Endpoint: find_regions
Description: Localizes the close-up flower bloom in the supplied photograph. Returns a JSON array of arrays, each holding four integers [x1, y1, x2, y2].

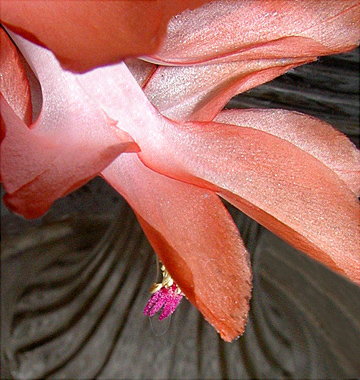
[[1, 0, 359, 356]]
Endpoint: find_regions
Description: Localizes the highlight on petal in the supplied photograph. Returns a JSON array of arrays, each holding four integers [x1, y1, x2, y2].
[[134, 120, 360, 285], [0, 0, 212, 72], [102, 154, 252, 342], [0, 28, 32, 126], [41, 41, 359, 286], [142, 57, 314, 121], [146, 0, 360, 65], [125, 58, 157, 88], [66, 60, 253, 340], [1, 32, 138, 218], [1, 96, 57, 193], [1, 95, 136, 219], [215, 109, 360, 196]]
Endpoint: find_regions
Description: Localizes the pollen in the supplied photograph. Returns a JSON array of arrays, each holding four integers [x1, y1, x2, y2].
[[143, 264, 183, 320]]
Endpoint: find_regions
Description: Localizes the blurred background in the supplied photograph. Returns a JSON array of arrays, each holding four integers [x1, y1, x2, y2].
[[1, 48, 360, 379]]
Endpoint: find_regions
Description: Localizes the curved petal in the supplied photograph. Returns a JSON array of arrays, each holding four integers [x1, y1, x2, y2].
[[1, 96, 57, 193], [0, 28, 31, 126], [1, 96, 136, 219], [146, 0, 360, 65], [143, 57, 314, 121], [215, 109, 360, 196], [102, 153, 251, 342], [135, 121, 360, 285], [1, 33, 139, 218], [47, 45, 359, 285], [1, 0, 212, 72]]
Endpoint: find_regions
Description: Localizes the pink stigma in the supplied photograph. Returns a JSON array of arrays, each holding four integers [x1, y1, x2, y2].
[[144, 284, 183, 320]]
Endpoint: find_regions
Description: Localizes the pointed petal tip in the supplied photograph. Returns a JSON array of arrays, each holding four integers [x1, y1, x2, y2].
[[135, 117, 360, 286], [200, 307, 249, 342], [104, 154, 252, 341]]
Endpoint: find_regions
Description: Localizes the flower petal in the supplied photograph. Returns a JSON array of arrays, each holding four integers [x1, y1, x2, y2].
[[146, 0, 360, 65], [102, 154, 252, 342], [46, 46, 359, 285], [135, 121, 360, 285], [1, 0, 211, 72], [0, 28, 31, 126], [1, 96, 57, 193], [215, 109, 360, 196], [125, 58, 157, 88], [1, 33, 138, 218], [143, 57, 314, 121], [1, 96, 136, 218]]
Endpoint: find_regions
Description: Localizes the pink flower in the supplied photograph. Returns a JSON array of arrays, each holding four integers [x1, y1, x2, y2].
[[1, 1, 359, 341]]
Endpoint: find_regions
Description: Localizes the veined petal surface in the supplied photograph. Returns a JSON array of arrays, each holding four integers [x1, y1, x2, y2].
[[215, 109, 360, 196], [102, 154, 252, 342], [147, 0, 360, 65], [135, 120, 360, 285]]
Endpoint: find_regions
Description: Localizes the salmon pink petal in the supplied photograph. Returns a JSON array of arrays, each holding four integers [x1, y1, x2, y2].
[[46, 48, 359, 285], [1, 0, 212, 72], [215, 109, 360, 196], [143, 57, 314, 121], [147, 0, 360, 65], [102, 154, 252, 342], [0, 28, 31, 126], [134, 121, 360, 285]]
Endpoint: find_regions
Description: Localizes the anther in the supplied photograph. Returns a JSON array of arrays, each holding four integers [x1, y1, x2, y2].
[[144, 262, 183, 320]]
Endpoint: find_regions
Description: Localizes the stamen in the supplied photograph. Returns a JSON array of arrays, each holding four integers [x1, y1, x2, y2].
[[144, 264, 183, 320]]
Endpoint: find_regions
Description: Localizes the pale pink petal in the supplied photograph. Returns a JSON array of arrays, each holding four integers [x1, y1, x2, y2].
[[143, 57, 314, 121], [1, 96, 136, 218], [147, 0, 360, 65], [1, 96, 57, 193], [125, 58, 157, 88], [1, 33, 138, 217], [215, 109, 360, 196], [102, 154, 251, 342]]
